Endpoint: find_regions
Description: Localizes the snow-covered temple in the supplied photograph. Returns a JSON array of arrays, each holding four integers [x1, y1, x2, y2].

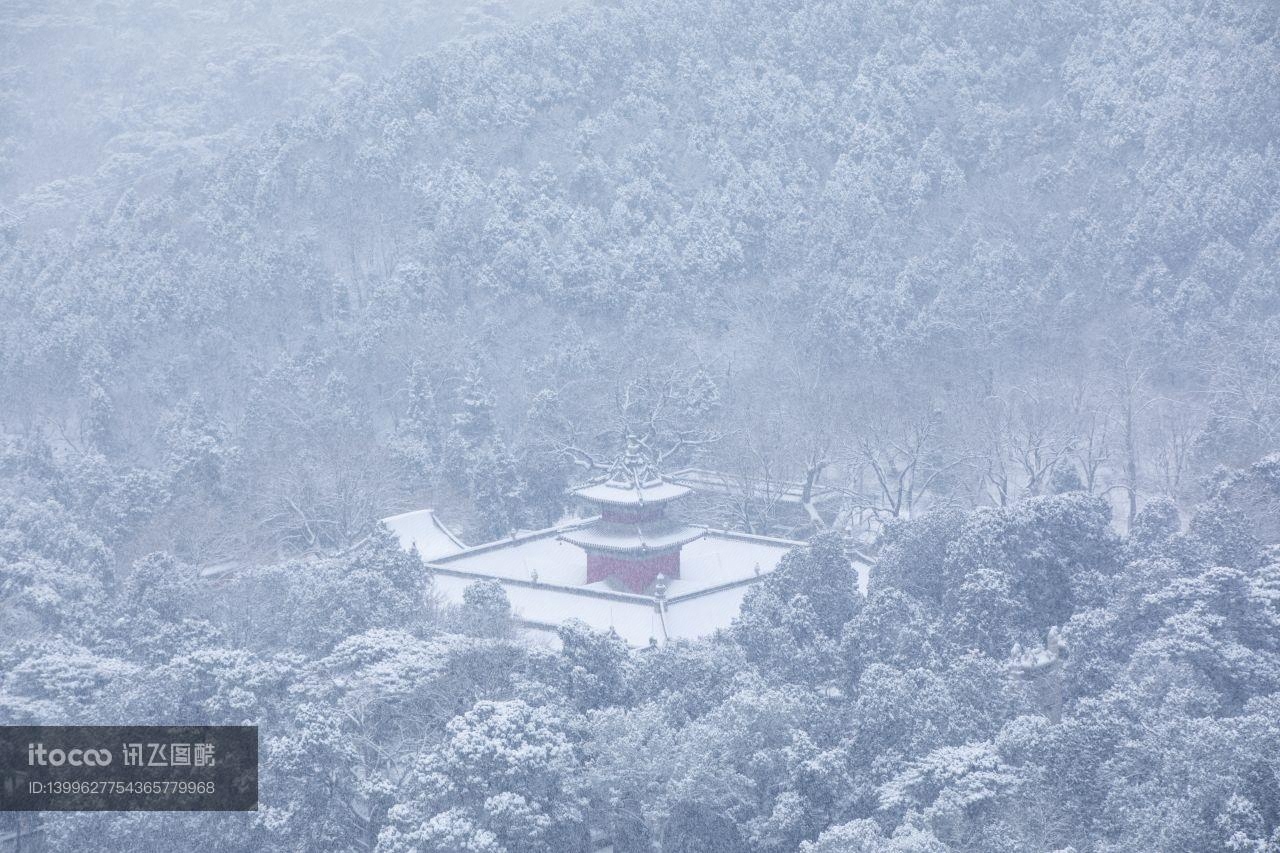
[[559, 437, 705, 593], [384, 440, 802, 646]]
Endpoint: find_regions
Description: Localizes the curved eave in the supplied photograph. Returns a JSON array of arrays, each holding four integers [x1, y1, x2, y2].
[[571, 480, 693, 506], [558, 526, 705, 554]]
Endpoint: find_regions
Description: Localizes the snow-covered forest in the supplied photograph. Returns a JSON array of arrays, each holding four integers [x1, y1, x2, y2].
[[2, 0, 1279, 848]]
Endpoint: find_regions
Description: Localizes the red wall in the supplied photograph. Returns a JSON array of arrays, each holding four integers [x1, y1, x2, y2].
[[586, 549, 681, 592]]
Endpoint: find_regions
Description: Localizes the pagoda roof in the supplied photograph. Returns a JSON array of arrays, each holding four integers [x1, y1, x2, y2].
[[558, 520, 705, 554], [572, 478, 692, 506], [571, 434, 692, 506]]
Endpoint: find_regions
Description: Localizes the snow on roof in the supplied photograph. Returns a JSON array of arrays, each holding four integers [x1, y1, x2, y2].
[[558, 520, 704, 553], [570, 434, 693, 506], [419, 523, 801, 645], [572, 478, 692, 506], [381, 508, 466, 560]]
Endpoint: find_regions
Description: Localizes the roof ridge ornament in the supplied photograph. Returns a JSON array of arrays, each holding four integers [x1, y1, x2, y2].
[[604, 432, 664, 491]]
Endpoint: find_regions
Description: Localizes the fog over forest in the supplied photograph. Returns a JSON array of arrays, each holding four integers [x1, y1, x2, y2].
[[1, 0, 1279, 849]]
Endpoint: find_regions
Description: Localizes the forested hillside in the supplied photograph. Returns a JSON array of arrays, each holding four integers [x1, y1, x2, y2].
[[0, 0, 574, 215], [2, 0, 1279, 849], [3, 0, 1278, 546]]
